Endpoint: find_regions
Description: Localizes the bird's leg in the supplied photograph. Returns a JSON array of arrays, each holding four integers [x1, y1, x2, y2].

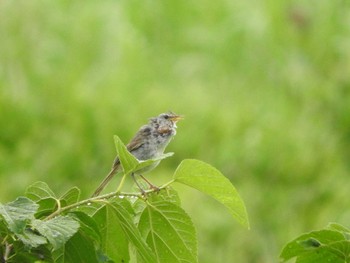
[[131, 173, 146, 195], [139, 174, 160, 192]]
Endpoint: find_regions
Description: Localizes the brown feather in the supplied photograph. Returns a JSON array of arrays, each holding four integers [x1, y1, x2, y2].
[[126, 126, 151, 152]]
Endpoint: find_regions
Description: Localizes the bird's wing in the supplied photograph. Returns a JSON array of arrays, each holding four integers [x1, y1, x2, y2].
[[112, 125, 151, 168], [126, 125, 151, 152]]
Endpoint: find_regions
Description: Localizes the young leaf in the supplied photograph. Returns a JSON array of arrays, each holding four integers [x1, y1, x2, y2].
[[0, 197, 38, 234], [60, 187, 81, 207], [92, 204, 130, 262], [108, 200, 156, 263], [173, 159, 249, 228], [32, 216, 80, 250], [138, 200, 197, 263], [25, 181, 57, 201], [114, 135, 139, 174], [26, 182, 58, 218]]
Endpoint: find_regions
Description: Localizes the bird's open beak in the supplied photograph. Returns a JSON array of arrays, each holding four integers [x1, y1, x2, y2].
[[169, 115, 184, 122]]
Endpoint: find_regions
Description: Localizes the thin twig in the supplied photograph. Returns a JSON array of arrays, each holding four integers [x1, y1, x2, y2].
[[44, 180, 173, 220], [4, 241, 12, 262]]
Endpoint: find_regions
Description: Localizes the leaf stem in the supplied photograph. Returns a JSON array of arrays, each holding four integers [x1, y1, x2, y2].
[[56, 199, 61, 211], [1, 235, 8, 246], [159, 179, 175, 188], [115, 172, 130, 193]]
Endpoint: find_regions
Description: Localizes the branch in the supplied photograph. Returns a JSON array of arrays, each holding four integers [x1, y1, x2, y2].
[[45, 179, 175, 220]]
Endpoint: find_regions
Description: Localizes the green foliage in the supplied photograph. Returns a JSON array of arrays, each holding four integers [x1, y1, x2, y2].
[[139, 200, 197, 263], [280, 223, 350, 263], [0, 197, 79, 262], [114, 135, 139, 175], [60, 187, 81, 207], [92, 203, 130, 262], [107, 200, 156, 263], [0, 137, 248, 262], [2, 2, 349, 261], [32, 216, 79, 250], [173, 159, 249, 228], [0, 197, 38, 234], [52, 231, 100, 263]]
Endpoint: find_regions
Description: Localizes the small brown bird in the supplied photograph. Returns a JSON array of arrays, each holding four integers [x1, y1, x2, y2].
[[92, 112, 183, 197]]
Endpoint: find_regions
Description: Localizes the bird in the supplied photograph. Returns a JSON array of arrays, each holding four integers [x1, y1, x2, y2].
[[92, 112, 183, 197]]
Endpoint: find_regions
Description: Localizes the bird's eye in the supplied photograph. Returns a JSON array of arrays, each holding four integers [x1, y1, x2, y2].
[[164, 115, 169, 119]]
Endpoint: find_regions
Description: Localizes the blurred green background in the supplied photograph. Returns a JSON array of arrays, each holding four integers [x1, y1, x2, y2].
[[1, 1, 350, 262]]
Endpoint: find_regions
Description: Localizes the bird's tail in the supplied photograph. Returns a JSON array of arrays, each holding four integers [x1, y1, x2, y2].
[[91, 165, 119, 197]]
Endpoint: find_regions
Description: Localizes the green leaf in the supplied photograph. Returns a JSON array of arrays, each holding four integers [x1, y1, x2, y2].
[[132, 199, 147, 225], [34, 198, 57, 218], [71, 211, 101, 244], [323, 241, 350, 262], [280, 229, 347, 262], [75, 202, 102, 217], [328, 223, 350, 233], [53, 230, 99, 263], [135, 152, 174, 172], [293, 249, 344, 263], [173, 159, 249, 228], [132, 188, 181, 219], [114, 135, 139, 174], [93, 204, 130, 262], [60, 187, 80, 207], [17, 229, 47, 247], [25, 182, 58, 218], [0, 218, 8, 235], [108, 199, 156, 263], [148, 187, 181, 206], [0, 197, 47, 248], [32, 216, 80, 250], [53, 213, 103, 263], [138, 200, 197, 263], [0, 197, 38, 234], [25, 181, 57, 201], [327, 223, 350, 240], [11, 242, 53, 263]]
